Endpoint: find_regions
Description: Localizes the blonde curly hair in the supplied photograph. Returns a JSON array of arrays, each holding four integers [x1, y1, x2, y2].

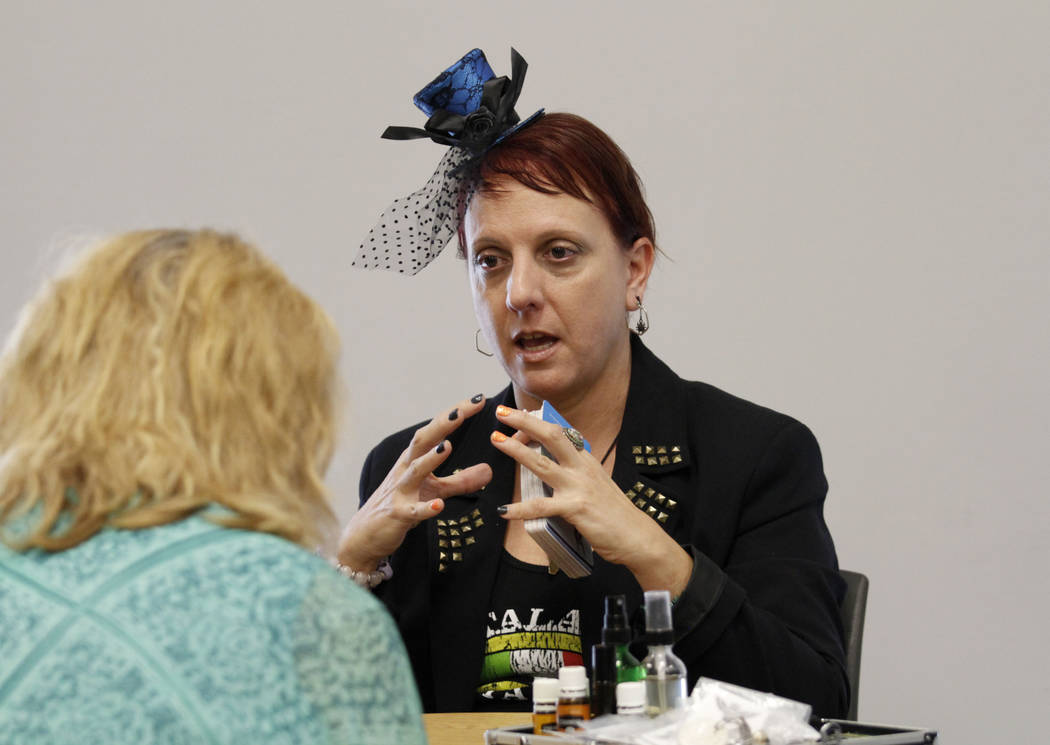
[[0, 229, 340, 551]]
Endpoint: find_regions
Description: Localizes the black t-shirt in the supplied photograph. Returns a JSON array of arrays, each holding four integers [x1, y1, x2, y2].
[[473, 550, 583, 711]]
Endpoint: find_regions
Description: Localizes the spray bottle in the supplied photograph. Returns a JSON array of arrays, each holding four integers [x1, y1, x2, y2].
[[641, 590, 688, 715], [602, 594, 644, 682]]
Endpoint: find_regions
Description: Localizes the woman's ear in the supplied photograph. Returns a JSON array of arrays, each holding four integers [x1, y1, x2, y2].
[[624, 236, 656, 307]]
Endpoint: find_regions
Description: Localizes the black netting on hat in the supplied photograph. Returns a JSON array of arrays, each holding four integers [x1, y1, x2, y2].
[[352, 148, 475, 276]]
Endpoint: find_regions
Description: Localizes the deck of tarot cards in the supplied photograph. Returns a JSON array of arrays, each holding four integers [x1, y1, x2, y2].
[[519, 401, 594, 578]]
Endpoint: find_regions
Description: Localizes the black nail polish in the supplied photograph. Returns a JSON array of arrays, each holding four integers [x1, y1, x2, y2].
[[471, 393, 484, 404], [448, 408, 459, 421], [496, 505, 508, 515], [436, 442, 446, 454]]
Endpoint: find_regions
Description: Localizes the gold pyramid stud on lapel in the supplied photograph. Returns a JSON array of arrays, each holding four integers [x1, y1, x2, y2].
[[632, 444, 684, 467], [621, 478, 681, 526]]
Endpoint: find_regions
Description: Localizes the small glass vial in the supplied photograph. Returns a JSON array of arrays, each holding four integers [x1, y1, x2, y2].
[[556, 665, 591, 731], [616, 681, 647, 717], [532, 677, 560, 734], [642, 590, 688, 715]]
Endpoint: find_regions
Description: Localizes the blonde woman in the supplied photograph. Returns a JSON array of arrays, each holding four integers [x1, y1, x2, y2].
[[0, 230, 425, 744]]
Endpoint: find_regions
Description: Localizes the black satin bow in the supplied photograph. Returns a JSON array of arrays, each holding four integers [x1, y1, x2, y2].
[[381, 48, 530, 153]]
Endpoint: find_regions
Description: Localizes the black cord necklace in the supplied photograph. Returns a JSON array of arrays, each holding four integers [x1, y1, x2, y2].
[[599, 436, 618, 466]]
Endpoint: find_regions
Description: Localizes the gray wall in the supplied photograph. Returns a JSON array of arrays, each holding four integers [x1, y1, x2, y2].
[[3, 2, 1046, 741]]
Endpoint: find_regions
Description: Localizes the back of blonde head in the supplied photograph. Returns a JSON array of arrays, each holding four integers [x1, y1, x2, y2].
[[0, 229, 339, 551]]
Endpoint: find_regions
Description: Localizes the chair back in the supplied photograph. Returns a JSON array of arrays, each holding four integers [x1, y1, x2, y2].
[[838, 569, 869, 720]]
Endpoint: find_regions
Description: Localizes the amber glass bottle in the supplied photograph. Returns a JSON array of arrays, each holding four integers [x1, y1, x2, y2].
[[556, 666, 590, 731], [532, 677, 559, 734]]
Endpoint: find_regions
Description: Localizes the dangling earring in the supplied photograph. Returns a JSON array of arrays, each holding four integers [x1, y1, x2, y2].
[[629, 296, 649, 335], [475, 329, 494, 357]]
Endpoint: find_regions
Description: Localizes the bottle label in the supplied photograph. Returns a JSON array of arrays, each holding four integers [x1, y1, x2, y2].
[[617, 704, 645, 716]]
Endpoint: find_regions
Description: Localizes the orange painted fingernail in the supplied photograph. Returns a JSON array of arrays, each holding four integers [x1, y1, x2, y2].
[[496, 405, 511, 417], [429, 500, 442, 511], [491, 431, 508, 443]]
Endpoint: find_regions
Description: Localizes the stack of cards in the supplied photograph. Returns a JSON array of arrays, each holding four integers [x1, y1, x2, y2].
[[520, 401, 594, 578]]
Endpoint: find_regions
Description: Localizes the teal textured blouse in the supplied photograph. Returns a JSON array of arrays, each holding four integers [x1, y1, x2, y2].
[[0, 514, 426, 745]]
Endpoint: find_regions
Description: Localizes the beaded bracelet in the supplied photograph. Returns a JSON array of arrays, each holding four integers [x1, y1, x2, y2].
[[333, 558, 393, 589]]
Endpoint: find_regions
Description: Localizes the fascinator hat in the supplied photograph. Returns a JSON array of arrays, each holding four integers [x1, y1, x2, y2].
[[353, 48, 544, 275]]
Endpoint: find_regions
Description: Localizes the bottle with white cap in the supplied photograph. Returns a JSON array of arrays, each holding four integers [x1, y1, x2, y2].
[[616, 681, 647, 717], [532, 677, 560, 734], [556, 665, 591, 731], [641, 590, 688, 715]]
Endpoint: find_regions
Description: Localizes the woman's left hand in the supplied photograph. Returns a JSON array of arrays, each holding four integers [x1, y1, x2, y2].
[[491, 405, 692, 594]]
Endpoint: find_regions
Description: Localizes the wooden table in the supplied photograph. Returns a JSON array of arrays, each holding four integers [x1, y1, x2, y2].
[[423, 712, 531, 745]]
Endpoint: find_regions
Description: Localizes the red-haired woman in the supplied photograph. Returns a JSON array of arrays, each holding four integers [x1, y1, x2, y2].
[[339, 50, 848, 718]]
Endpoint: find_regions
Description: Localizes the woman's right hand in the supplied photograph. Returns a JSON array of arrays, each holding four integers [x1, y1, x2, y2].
[[336, 394, 493, 571]]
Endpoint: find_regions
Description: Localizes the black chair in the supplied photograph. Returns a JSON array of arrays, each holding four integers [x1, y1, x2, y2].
[[838, 569, 869, 721]]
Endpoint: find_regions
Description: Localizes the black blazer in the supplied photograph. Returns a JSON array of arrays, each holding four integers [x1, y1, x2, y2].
[[359, 335, 849, 716]]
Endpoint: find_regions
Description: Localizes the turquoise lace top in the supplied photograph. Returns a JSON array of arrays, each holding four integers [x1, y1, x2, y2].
[[0, 514, 426, 745]]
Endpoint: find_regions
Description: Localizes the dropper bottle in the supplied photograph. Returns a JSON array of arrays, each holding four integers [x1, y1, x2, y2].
[[556, 665, 591, 731], [616, 681, 647, 717], [532, 677, 559, 734], [602, 594, 644, 682], [641, 590, 688, 715]]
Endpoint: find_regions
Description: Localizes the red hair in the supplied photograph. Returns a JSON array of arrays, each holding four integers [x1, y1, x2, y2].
[[456, 112, 656, 253]]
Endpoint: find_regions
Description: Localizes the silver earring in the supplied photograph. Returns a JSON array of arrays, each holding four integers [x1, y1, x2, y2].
[[475, 329, 494, 357], [630, 296, 649, 335]]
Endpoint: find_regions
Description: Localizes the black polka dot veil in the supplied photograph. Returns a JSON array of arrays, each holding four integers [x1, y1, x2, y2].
[[352, 148, 472, 276]]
